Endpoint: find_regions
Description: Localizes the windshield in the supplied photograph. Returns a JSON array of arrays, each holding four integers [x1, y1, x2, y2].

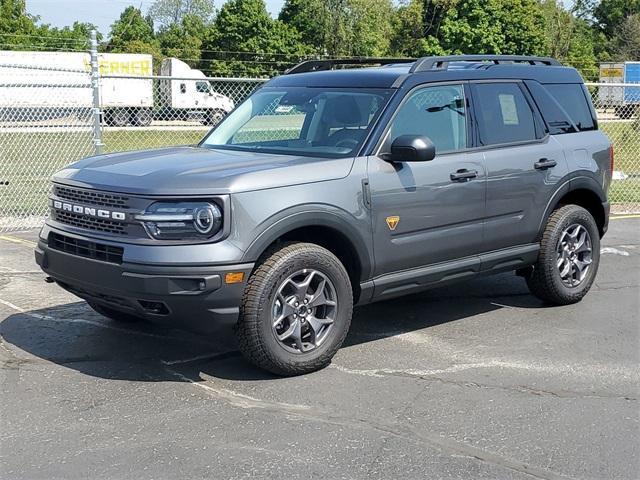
[[201, 87, 393, 158]]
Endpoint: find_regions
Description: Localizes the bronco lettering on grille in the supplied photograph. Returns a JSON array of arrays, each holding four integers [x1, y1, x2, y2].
[[52, 200, 126, 221]]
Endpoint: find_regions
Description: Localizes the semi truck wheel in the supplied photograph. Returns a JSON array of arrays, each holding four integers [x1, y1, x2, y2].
[[204, 109, 226, 126], [526, 205, 600, 305], [132, 108, 153, 127], [103, 109, 130, 127], [236, 242, 353, 376], [615, 105, 635, 120]]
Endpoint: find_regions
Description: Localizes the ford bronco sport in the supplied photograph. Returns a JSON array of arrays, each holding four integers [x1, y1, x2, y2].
[[36, 55, 612, 375]]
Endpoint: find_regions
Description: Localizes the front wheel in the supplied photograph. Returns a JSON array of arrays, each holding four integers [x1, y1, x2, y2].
[[204, 109, 227, 126], [236, 242, 353, 376], [526, 205, 600, 305]]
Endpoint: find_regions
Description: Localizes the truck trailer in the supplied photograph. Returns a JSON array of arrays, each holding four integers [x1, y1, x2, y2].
[[0, 51, 233, 126], [598, 61, 640, 119]]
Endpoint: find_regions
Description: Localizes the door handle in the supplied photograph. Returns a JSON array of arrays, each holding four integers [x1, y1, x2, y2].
[[450, 169, 478, 182], [534, 158, 557, 170]]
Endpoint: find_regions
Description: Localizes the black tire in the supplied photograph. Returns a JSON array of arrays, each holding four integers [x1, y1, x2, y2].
[[132, 108, 153, 127], [236, 242, 353, 376], [88, 302, 143, 323], [108, 109, 130, 127], [526, 205, 600, 305], [615, 105, 636, 120], [204, 109, 226, 126]]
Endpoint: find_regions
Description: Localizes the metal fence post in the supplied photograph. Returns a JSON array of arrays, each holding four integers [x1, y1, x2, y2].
[[90, 30, 104, 155]]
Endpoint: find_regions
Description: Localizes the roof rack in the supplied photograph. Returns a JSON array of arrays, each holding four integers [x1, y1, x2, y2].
[[410, 55, 562, 73], [285, 57, 416, 75]]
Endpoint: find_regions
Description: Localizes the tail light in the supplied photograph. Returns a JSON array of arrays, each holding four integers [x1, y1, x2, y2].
[[609, 144, 614, 173]]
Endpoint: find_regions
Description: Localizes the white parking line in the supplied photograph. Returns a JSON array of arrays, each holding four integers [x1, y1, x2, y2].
[[600, 247, 631, 256], [331, 358, 639, 384]]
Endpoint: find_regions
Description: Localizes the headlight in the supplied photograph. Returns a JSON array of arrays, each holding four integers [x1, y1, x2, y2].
[[135, 201, 223, 241]]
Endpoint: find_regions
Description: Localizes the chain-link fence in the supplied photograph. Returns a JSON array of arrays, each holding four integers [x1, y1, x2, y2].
[[586, 82, 640, 210], [1, 58, 639, 231], [0, 58, 266, 231]]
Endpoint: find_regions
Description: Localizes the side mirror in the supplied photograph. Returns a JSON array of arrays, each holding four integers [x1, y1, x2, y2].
[[386, 135, 436, 162]]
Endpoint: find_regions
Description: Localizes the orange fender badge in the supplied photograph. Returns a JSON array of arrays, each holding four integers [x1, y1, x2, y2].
[[386, 216, 400, 231]]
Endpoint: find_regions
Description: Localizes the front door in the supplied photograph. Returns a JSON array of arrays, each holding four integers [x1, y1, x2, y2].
[[368, 83, 486, 279]]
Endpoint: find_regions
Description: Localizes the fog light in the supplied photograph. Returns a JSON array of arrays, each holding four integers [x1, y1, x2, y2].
[[224, 272, 245, 284]]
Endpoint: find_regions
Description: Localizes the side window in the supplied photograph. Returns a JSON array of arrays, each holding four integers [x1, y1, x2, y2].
[[545, 83, 596, 131], [196, 81, 210, 93], [387, 84, 467, 153], [473, 83, 538, 146], [525, 80, 576, 135], [179, 83, 186, 94]]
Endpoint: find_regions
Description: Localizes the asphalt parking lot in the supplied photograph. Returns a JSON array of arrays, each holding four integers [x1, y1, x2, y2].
[[1, 219, 638, 480]]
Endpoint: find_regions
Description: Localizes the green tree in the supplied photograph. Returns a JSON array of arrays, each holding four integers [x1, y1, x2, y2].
[[594, 0, 640, 37], [540, 0, 598, 79], [389, 0, 445, 57], [107, 6, 161, 69], [108, 6, 156, 50], [157, 14, 210, 65], [420, 0, 548, 56], [612, 13, 640, 59], [279, 0, 393, 57], [148, 0, 215, 28], [0, 1, 100, 51], [0, 0, 38, 48], [202, 0, 310, 76]]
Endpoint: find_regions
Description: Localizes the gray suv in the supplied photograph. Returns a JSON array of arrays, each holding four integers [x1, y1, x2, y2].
[[36, 55, 612, 375]]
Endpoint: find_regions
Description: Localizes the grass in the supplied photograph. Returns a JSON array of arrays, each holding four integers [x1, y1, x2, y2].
[[1, 120, 639, 220], [599, 121, 640, 175]]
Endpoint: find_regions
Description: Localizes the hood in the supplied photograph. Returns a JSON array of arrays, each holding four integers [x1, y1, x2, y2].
[[52, 146, 354, 195]]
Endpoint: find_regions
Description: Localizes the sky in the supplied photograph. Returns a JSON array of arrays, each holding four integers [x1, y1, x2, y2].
[[26, 0, 286, 36]]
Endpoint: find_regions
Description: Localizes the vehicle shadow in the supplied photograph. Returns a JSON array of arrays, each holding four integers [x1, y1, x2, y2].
[[1, 272, 544, 383]]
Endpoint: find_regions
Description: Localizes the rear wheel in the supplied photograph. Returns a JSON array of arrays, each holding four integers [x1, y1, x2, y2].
[[104, 109, 130, 127], [132, 108, 153, 126], [526, 205, 600, 305], [88, 302, 143, 323], [236, 242, 353, 376]]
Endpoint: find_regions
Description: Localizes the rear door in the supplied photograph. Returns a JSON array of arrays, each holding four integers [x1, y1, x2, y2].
[[368, 83, 486, 277], [470, 81, 568, 251]]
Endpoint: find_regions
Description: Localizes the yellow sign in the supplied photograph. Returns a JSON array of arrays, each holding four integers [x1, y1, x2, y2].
[[83, 58, 152, 76], [601, 68, 623, 78], [386, 216, 400, 231]]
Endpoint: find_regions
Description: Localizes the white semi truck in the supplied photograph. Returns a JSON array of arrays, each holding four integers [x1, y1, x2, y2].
[[0, 51, 233, 126]]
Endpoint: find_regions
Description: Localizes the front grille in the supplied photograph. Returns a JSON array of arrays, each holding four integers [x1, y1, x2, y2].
[[49, 232, 124, 264], [52, 210, 127, 235], [54, 185, 130, 209]]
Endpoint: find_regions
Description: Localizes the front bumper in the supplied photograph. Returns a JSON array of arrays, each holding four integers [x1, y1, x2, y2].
[[35, 227, 254, 331]]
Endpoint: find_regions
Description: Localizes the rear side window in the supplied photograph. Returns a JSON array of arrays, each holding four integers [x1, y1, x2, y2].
[[472, 83, 539, 146], [544, 83, 596, 131], [525, 80, 576, 135]]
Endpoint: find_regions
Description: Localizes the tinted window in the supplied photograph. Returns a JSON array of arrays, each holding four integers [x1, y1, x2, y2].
[[473, 83, 538, 145], [545, 83, 595, 131], [525, 81, 576, 135], [196, 81, 210, 93], [388, 84, 467, 152], [202, 87, 391, 158]]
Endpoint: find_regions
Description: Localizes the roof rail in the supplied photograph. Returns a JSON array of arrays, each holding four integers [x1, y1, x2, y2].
[[286, 57, 416, 75], [410, 55, 562, 73]]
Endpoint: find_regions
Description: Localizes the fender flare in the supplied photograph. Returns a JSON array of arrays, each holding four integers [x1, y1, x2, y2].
[[242, 206, 373, 281], [537, 174, 607, 236]]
